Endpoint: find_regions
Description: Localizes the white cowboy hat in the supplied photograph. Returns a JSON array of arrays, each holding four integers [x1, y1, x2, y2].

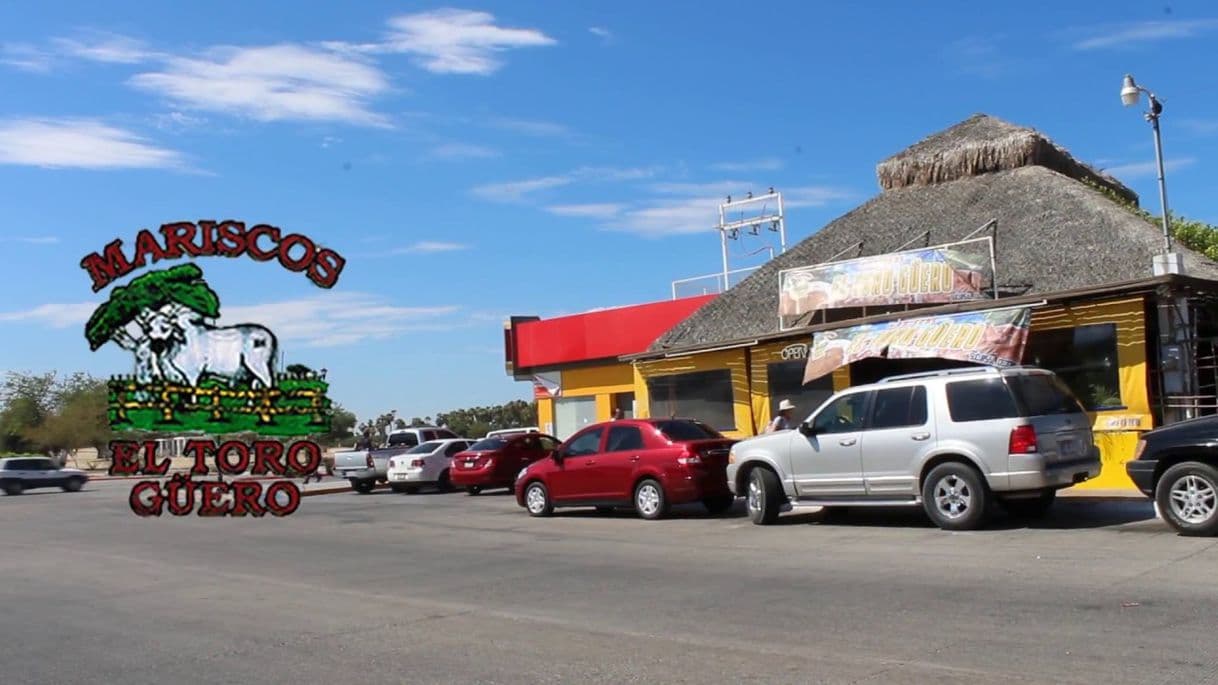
[[778, 399, 796, 412]]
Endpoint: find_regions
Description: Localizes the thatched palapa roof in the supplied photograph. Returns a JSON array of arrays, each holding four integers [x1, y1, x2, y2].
[[646, 114, 1218, 355]]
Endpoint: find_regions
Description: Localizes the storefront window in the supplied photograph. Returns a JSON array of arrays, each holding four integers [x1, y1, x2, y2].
[[767, 360, 834, 420], [554, 396, 597, 440], [1024, 324, 1121, 410], [646, 370, 736, 431], [612, 392, 635, 419]]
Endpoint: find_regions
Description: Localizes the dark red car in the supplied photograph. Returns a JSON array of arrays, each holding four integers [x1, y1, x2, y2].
[[451, 433, 560, 494], [514, 418, 737, 520]]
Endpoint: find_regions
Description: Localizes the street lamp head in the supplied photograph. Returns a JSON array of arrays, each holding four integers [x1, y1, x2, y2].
[[1121, 74, 1140, 107]]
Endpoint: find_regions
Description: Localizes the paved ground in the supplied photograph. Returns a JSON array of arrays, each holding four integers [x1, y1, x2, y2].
[[2, 480, 1216, 684]]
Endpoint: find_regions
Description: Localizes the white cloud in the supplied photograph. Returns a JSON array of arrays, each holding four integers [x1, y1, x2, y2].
[[545, 203, 624, 219], [0, 302, 95, 328], [0, 236, 60, 244], [388, 241, 470, 254], [52, 33, 154, 64], [0, 118, 184, 170], [589, 27, 613, 44], [486, 116, 571, 138], [943, 36, 1015, 78], [710, 158, 784, 172], [218, 293, 463, 347], [151, 111, 208, 131], [380, 8, 555, 75], [1181, 119, 1218, 136], [607, 183, 854, 237], [472, 166, 658, 202], [651, 180, 755, 196], [0, 43, 53, 72], [1102, 157, 1196, 179], [130, 44, 391, 126], [428, 142, 499, 159], [1072, 19, 1218, 50]]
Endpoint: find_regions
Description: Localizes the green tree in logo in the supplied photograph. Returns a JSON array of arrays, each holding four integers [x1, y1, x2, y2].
[[84, 264, 220, 352]]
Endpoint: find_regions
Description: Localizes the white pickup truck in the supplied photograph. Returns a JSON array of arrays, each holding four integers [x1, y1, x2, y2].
[[333, 426, 460, 493]]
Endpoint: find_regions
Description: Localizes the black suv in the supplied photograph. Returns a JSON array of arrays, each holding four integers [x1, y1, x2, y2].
[[1126, 415, 1218, 536]]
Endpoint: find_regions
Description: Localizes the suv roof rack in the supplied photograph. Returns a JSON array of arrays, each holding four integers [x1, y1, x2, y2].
[[876, 365, 1046, 384]]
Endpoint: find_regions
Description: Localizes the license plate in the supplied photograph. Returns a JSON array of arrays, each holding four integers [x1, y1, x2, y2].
[[465, 460, 476, 467], [392, 474, 407, 480], [1059, 439, 1078, 457]]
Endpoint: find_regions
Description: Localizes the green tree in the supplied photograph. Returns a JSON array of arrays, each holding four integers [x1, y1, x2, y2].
[[25, 373, 113, 455], [84, 263, 220, 351], [0, 371, 56, 453], [323, 404, 357, 446], [434, 399, 537, 438]]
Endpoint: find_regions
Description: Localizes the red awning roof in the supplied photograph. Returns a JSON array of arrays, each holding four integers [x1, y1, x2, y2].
[[509, 295, 715, 372]]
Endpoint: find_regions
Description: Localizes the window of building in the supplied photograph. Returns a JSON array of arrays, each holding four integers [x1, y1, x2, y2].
[[869, 386, 928, 429], [612, 392, 635, 419], [554, 396, 597, 440], [767, 360, 834, 418], [1024, 324, 1122, 410], [646, 370, 736, 431]]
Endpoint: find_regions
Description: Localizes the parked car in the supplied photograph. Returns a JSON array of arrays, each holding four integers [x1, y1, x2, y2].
[[0, 456, 89, 495], [485, 427, 540, 438], [451, 433, 559, 494], [725, 366, 1100, 531], [333, 426, 460, 493], [1126, 414, 1218, 536], [515, 418, 737, 520], [386, 439, 474, 493]]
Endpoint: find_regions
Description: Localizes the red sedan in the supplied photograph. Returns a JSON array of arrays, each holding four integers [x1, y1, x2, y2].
[[514, 418, 737, 520], [451, 433, 560, 494]]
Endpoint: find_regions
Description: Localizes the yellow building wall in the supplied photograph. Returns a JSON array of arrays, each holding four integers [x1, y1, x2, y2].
[[633, 348, 755, 439], [630, 295, 1151, 490], [536, 362, 635, 433], [1030, 296, 1149, 490]]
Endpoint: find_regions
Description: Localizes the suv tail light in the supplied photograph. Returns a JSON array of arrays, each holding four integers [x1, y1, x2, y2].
[[1009, 425, 1038, 454], [410, 459, 425, 468], [365, 453, 375, 468], [1133, 439, 1147, 460]]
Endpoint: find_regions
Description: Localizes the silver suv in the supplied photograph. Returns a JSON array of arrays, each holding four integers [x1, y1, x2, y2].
[[725, 367, 1100, 530]]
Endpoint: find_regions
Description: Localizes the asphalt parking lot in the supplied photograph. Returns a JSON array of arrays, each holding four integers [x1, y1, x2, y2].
[[2, 480, 1217, 684]]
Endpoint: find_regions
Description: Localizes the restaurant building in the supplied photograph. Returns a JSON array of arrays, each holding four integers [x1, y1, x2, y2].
[[506, 114, 1218, 490]]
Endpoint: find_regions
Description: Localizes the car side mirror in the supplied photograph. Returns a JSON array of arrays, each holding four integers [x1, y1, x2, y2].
[[552, 450, 565, 462], [798, 421, 816, 437]]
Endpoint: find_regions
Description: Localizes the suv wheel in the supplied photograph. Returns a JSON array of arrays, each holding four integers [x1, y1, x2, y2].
[[633, 479, 669, 520], [351, 479, 375, 494], [922, 462, 990, 531], [524, 481, 553, 517], [62, 477, 85, 493], [1155, 462, 1218, 537], [466, 485, 482, 496], [1, 480, 22, 496], [1000, 490, 1056, 519], [746, 467, 782, 525]]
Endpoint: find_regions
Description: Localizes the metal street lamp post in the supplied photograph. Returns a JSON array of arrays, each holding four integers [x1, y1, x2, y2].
[[1120, 74, 1174, 259]]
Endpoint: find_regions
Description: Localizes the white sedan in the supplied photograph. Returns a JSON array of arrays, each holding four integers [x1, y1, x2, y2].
[[386, 439, 474, 494]]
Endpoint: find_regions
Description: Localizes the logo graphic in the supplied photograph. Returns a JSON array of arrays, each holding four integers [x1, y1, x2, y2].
[[86, 263, 331, 436], [82, 221, 345, 517]]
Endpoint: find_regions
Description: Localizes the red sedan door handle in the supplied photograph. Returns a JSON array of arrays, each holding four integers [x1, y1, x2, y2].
[[630, 455, 640, 462], [586, 460, 597, 466]]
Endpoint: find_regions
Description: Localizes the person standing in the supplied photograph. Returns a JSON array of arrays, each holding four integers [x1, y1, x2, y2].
[[766, 399, 797, 433]]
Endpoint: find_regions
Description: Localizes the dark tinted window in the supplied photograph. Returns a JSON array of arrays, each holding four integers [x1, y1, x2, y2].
[[407, 441, 444, 454], [1024, 324, 1120, 409], [436, 429, 458, 440], [869, 386, 928, 430], [812, 392, 869, 434], [386, 432, 419, 447], [646, 369, 736, 431], [468, 437, 508, 451], [564, 428, 604, 456], [538, 436, 560, 451], [946, 378, 1019, 422], [767, 360, 834, 422], [33, 458, 57, 469], [655, 420, 722, 441], [606, 426, 645, 452], [444, 442, 467, 457], [1008, 374, 1086, 416]]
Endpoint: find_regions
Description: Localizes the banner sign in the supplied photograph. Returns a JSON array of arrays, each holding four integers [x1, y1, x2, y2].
[[803, 307, 1031, 383], [779, 238, 994, 329]]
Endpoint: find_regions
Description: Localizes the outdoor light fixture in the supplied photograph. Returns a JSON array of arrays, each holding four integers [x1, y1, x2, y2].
[[1120, 73, 1178, 270]]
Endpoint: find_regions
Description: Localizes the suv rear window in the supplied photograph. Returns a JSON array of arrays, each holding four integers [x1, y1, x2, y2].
[[386, 433, 419, 447], [945, 378, 1020, 422], [654, 420, 722, 441], [1007, 374, 1086, 416]]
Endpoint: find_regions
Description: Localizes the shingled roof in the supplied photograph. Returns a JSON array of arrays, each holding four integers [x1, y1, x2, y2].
[[648, 114, 1218, 354]]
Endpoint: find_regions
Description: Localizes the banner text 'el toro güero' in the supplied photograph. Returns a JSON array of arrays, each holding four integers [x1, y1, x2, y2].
[[779, 238, 994, 327], [802, 307, 1031, 383]]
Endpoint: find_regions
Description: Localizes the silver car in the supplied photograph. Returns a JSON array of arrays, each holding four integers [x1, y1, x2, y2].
[[725, 367, 1100, 530]]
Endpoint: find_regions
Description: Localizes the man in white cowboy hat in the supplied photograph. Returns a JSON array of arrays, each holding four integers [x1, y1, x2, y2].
[[766, 399, 798, 433]]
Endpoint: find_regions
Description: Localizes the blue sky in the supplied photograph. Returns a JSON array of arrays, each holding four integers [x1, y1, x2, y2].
[[2, 1, 1217, 424]]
